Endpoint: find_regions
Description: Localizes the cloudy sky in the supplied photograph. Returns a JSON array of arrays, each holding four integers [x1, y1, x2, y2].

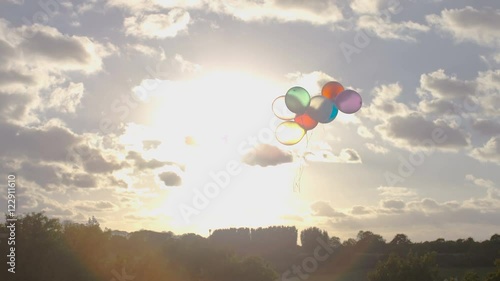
[[0, 0, 499, 242]]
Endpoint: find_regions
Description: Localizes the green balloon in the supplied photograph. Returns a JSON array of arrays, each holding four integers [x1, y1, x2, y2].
[[285, 86, 310, 114]]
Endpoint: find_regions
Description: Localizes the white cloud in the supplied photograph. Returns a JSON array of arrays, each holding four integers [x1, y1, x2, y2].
[[357, 125, 374, 139], [365, 143, 389, 154], [357, 15, 429, 42], [377, 186, 417, 198], [470, 136, 500, 164], [305, 148, 362, 164], [45, 82, 85, 113], [360, 83, 410, 121], [427, 6, 500, 47], [124, 9, 191, 39], [465, 174, 495, 189], [109, 0, 344, 25]]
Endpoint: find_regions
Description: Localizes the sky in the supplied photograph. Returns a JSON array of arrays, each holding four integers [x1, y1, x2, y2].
[[0, 0, 499, 243]]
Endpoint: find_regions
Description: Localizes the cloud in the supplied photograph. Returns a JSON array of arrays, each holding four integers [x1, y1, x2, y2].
[[74, 200, 118, 212], [305, 148, 362, 163], [126, 43, 165, 58], [281, 214, 304, 222], [417, 69, 479, 116], [470, 136, 500, 164], [465, 174, 495, 189], [108, 0, 344, 25], [81, 150, 124, 174], [330, 198, 500, 240], [45, 82, 85, 113], [126, 151, 176, 170], [427, 6, 500, 47], [357, 126, 374, 139], [360, 83, 410, 121], [158, 171, 182, 186], [242, 144, 293, 167], [11, 23, 113, 74], [208, 0, 344, 25], [311, 201, 347, 218], [356, 15, 429, 42], [123, 214, 157, 221], [173, 54, 202, 73], [0, 122, 78, 162], [124, 9, 191, 39], [377, 186, 417, 198], [365, 143, 389, 154], [377, 113, 470, 151], [351, 205, 372, 215], [143, 140, 162, 150], [381, 199, 406, 210], [62, 173, 98, 188], [0, 92, 36, 124], [419, 69, 477, 99], [350, 0, 403, 15]]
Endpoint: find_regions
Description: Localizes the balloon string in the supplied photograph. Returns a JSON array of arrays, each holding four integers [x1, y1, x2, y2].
[[293, 130, 313, 192]]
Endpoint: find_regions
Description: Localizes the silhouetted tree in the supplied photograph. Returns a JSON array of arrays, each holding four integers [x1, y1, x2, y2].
[[300, 227, 329, 253], [368, 252, 439, 281]]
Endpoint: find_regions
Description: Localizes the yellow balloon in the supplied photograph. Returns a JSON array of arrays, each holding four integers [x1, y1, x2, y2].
[[275, 121, 306, 145]]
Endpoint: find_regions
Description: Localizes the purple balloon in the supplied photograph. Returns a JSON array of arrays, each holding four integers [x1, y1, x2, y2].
[[335, 90, 362, 114]]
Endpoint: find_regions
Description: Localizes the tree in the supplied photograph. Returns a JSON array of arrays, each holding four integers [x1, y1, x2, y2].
[[300, 227, 329, 253], [484, 259, 500, 281], [368, 252, 439, 281], [329, 236, 342, 248], [462, 271, 480, 281], [356, 230, 386, 253], [390, 234, 412, 245]]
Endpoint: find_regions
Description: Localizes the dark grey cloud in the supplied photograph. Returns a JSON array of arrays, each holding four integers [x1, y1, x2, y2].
[[311, 201, 347, 218], [62, 173, 98, 188], [0, 122, 77, 162], [420, 69, 477, 99], [21, 30, 90, 64], [472, 120, 500, 137], [242, 144, 293, 167], [82, 152, 123, 174], [378, 113, 469, 150], [351, 205, 371, 215], [0, 70, 35, 86], [343, 148, 360, 162], [382, 199, 406, 210], [126, 150, 183, 170], [158, 171, 182, 187], [0, 92, 33, 122], [20, 161, 61, 188]]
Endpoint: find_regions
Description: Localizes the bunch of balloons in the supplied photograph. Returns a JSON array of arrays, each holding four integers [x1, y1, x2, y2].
[[272, 81, 362, 145]]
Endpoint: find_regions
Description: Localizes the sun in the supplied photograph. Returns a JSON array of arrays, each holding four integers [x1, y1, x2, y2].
[[119, 70, 312, 235]]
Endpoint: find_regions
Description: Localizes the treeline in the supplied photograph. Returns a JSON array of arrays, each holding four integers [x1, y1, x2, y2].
[[1, 213, 499, 281], [208, 226, 500, 270], [210, 226, 298, 253], [0, 213, 277, 281]]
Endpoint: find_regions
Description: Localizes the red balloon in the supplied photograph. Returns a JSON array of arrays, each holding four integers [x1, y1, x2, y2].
[[322, 81, 344, 100], [295, 113, 318, 130]]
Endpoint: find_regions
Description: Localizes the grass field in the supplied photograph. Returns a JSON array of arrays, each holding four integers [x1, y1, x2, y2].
[[307, 267, 495, 281]]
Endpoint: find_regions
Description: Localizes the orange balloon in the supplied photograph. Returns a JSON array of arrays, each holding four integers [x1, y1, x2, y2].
[[295, 113, 318, 130], [322, 81, 344, 100]]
